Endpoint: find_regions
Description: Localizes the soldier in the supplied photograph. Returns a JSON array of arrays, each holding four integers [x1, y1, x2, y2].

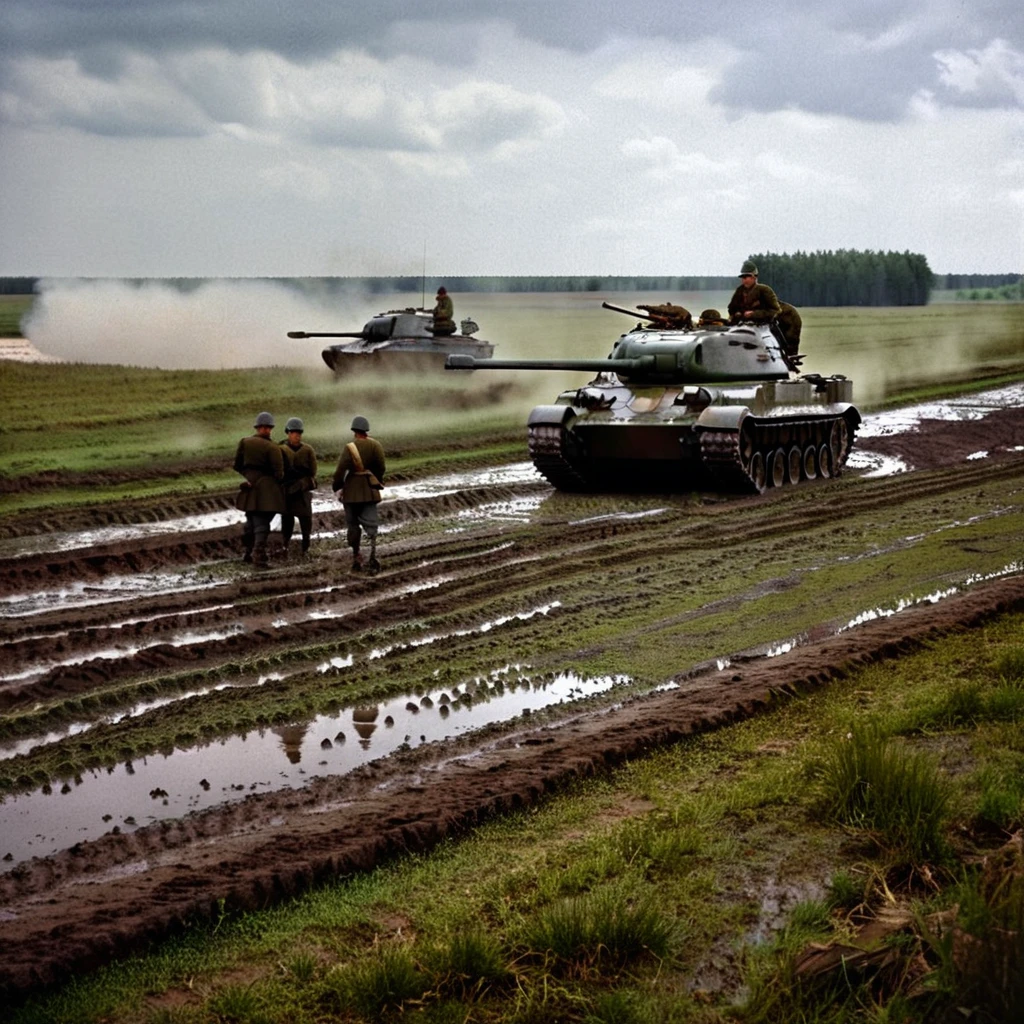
[[233, 411, 286, 569], [697, 308, 728, 327], [775, 301, 803, 358], [279, 417, 318, 558], [332, 415, 386, 574], [728, 260, 781, 325], [430, 286, 456, 336]]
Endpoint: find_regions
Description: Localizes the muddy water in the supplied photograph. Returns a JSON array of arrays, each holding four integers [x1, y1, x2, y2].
[[0, 669, 630, 865]]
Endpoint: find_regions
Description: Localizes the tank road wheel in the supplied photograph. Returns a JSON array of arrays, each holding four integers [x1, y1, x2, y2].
[[766, 449, 785, 488], [802, 445, 818, 481], [829, 418, 849, 469], [528, 423, 591, 491], [738, 421, 756, 471], [748, 451, 766, 493], [787, 445, 803, 484], [818, 444, 832, 479]]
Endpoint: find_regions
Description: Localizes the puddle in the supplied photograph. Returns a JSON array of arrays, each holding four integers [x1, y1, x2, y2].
[[0, 625, 246, 686], [0, 571, 230, 618], [845, 450, 910, 477], [856, 383, 1024, 438], [0, 668, 630, 867]]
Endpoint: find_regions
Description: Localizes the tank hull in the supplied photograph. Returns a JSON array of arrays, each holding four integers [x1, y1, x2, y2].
[[322, 336, 495, 373], [527, 377, 859, 493]]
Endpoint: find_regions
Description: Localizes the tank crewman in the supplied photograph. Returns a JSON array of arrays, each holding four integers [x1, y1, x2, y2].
[[697, 308, 728, 327], [775, 301, 802, 357], [278, 417, 318, 557], [728, 260, 781, 325], [430, 287, 456, 336], [332, 415, 386, 574], [233, 411, 286, 569], [637, 303, 693, 330]]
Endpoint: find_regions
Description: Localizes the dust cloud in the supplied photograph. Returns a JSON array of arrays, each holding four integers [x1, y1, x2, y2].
[[23, 279, 379, 370]]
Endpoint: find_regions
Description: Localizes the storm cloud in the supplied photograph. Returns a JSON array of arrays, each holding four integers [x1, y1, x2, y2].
[[0, 1, 1020, 276]]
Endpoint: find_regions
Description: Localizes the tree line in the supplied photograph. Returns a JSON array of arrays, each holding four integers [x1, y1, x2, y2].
[[747, 250, 935, 306]]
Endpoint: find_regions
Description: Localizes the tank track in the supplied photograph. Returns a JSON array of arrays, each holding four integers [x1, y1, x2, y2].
[[699, 412, 859, 494], [527, 424, 592, 491]]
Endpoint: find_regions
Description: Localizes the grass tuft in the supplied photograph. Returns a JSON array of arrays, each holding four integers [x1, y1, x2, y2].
[[817, 726, 950, 863], [520, 889, 677, 970], [321, 944, 429, 1017]]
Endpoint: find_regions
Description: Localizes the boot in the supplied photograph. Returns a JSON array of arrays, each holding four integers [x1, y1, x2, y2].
[[253, 542, 270, 569], [351, 549, 363, 572], [367, 539, 380, 575]]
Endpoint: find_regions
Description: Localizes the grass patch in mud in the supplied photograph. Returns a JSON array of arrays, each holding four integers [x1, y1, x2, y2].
[[15, 613, 1024, 1024]]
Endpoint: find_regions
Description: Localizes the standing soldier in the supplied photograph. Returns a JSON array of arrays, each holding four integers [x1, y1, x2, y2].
[[279, 417, 318, 558], [233, 411, 286, 569], [332, 415, 386, 574]]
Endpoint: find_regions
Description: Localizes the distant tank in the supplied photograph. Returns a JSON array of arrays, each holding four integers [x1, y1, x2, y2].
[[445, 302, 860, 493], [288, 308, 494, 373]]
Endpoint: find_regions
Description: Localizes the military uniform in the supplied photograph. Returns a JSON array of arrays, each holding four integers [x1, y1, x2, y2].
[[775, 301, 802, 357], [431, 290, 456, 336], [728, 281, 781, 324], [332, 429, 386, 572], [233, 432, 285, 567], [279, 438, 318, 554]]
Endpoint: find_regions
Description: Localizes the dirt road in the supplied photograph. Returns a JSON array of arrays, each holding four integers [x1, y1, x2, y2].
[[1, 388, 1023, 998]]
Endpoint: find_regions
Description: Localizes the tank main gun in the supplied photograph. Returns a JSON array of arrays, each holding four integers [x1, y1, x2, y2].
[[287, 331, 364, 339], [446, 322, 791, 384]]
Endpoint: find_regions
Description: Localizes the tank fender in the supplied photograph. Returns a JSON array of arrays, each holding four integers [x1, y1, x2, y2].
[[694, 406, 751, 432], [527, 404, 577, 427]]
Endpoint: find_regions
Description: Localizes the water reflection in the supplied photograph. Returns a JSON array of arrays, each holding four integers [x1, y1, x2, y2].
[[0, 669, 631, 868]]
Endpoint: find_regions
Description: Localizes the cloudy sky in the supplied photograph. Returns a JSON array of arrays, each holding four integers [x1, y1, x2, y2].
[[1, 0, 1021, 278]]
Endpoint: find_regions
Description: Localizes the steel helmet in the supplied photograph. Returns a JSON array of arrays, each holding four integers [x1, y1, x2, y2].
[[350, 415, 370, 432], [254, 411, 275, 427], [284, 417, 304, 433], [739, 260, 758, 277], [700, 308, 724, 323]]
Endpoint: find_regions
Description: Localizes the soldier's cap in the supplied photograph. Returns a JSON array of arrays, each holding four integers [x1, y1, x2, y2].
[[699, 309, 725, 322], [350, 415, 370, 433], [254, 411, 275, 428], [436, 287, 447, 295], [739, 259, 758, 277], [285, 417, 304, 433]]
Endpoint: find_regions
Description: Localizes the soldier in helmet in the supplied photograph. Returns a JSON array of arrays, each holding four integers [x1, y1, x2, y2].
[[728, 260, 781, 325], [278, 417, 318, 557], [332, 415, 386, 574], [430, 287, 456, 336], [698, 308, 728, 327], [233, 412, 286, 569]]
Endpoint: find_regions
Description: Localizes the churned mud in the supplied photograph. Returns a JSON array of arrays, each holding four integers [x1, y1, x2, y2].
[[1, 389, 1023, 998]]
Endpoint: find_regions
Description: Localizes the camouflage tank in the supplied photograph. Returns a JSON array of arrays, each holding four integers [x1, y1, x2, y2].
[[289, 308, 494, 373], [445, 302, 860, 493]]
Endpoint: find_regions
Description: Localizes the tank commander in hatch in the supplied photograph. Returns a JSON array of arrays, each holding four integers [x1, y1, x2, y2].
[[698, 308, 728, 327], [332, 415, 386, 575], [278, 417, 318, 558], [728, 261, 802, 358], [728, 260, 781, 325], [233, 411, 286, 569], [429, 286, 457, 336]]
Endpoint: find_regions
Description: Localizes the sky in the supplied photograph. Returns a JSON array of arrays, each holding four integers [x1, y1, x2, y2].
[[0, 0, 1022, 278]]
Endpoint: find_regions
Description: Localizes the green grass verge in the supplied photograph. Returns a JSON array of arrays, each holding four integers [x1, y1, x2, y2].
[[10, 615, 1024, 1024]]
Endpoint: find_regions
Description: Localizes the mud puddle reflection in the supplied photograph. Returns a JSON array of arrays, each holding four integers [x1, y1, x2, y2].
[[0, 668, 630, 867]]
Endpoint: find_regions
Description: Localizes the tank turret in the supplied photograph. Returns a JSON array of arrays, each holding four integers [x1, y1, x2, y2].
[[288, 308, 494, 373], [445, 303, 859, 494]]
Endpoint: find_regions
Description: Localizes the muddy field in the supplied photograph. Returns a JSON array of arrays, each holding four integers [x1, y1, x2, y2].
[[1, 382, 1023, 999]]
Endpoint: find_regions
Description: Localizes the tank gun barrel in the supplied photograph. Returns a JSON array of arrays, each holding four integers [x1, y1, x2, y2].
[[446, 354, 656, 373], [601, 301, 652, 320], [287, 331, 366, 339]]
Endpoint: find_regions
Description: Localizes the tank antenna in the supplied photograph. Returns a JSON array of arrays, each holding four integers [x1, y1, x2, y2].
[[421, 242, 426, 309]]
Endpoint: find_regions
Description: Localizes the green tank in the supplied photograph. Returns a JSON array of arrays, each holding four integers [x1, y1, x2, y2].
[[445, 302, 860, 493]]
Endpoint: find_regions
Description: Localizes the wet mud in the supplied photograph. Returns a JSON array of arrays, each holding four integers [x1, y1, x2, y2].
[[1, 393, 1023, 999]]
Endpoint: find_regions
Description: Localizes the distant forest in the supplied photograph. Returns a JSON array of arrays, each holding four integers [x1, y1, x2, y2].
[[1, 260, 1020, 304]]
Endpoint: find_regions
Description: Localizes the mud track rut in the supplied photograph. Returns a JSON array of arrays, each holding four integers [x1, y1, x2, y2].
[[1, 407, 1023, 999]]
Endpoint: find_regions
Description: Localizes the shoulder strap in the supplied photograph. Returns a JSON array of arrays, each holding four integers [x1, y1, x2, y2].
[[346, 441, 366, 473]]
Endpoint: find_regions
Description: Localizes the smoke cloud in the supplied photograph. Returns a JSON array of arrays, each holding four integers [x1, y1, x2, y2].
[[23, 278, 380, 369]]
